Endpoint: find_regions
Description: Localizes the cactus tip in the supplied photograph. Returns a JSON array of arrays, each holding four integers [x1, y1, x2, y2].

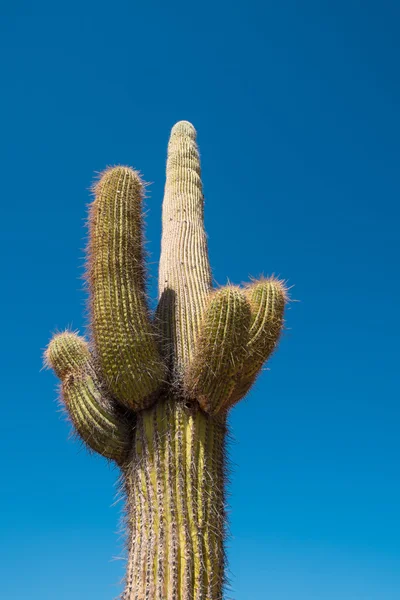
[[170, 120, 197, 139], [91, 165, 144, 197]]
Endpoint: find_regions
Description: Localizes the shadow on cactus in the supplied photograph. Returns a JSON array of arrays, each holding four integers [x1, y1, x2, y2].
[[45, 121, 288, 599]]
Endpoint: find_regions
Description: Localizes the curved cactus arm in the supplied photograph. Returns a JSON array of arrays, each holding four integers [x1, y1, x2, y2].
[[184, 286, 251, 415], [226, 277, 287, 408], [45, 332, 132, 464], [157, 121, 212, 375], [62, 371, 131, 464], [89, 167, 166, 411]]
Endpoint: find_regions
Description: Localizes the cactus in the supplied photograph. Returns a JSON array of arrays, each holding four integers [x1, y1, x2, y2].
[[45, 120, 287, 599]]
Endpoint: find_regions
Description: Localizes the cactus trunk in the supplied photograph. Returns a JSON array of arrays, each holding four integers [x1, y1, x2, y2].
[[123, 399, 226, 600]]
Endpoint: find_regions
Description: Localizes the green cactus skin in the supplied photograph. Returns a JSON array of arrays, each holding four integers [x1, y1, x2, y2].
[[227, 277, 287, 409], [45, 332, 131, 463], [123, 400, 225, 600], [184, 286, 251, 415], [46, 121, 287, 599], [89, 166, 166, 410], [157, 121, 212, 375]]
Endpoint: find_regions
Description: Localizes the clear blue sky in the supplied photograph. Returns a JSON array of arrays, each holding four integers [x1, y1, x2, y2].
[[1, 2, 399, 599]]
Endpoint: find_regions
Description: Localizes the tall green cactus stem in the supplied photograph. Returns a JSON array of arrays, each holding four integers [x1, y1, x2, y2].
[[46, 121, 287, 599], [157, 121, 212, 375]]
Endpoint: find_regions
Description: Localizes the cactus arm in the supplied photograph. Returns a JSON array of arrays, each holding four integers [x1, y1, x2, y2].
[[62, 371, 131, 464], [45, 331, 92, 379], [89, 166, 166, 410], [227, 277, 287, 408], [45, 332, 131, 463], [157, 122, 212, 375], [183, 286, 251, 415]]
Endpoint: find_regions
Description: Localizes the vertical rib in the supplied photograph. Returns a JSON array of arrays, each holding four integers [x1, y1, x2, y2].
[[166, 401, 179, 600]]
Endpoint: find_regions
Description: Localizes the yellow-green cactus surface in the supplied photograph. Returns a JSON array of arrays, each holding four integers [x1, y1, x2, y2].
[[45, 121, 287, 600]]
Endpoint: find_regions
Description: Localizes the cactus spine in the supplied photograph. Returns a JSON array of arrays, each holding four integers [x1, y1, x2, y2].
[[45, 121, 287, 599]]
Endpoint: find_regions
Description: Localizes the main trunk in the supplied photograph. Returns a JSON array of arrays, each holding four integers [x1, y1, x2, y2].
[[122, 398, 226, 600]]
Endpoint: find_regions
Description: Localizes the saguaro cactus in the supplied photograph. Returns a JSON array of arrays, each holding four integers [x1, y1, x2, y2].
[[45, 121, 287, 599]]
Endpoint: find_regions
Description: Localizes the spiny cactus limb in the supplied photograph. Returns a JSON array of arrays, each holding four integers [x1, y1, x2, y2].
[[227, 277, 287, 408], [63, 372, 132, 464], [45, 332, 131, 463], [45, 331, 91, 379], [89, 166, 166, 410], [157, 122, 212, 374], [183, 286, 251, 415], [123, 399, 226, 600]]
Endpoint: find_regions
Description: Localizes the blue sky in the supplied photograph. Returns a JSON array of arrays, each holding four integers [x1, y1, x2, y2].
[[1, 2, 400, 598]]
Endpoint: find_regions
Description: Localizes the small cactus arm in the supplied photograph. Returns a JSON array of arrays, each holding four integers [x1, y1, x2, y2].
[[45, 121, 287, 599]]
